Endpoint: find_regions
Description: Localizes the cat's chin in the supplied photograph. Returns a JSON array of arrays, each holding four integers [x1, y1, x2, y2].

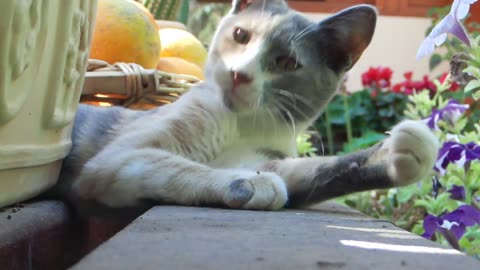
[[223, 87, 258, 113]]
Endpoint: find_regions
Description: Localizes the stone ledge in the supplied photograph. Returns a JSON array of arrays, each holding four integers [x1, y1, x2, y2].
[[70, 202, 480, 270]]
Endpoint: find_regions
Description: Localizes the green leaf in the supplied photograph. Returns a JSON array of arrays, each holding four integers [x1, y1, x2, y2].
[[429, 54, 443, 71], [412, 223, 424, 236], [414, 199, 432, 211], [341, 131, 386, 153], [463, 66, 480, 79], [397, 185, 418, 203], [473, 90, 480, 100], [464, 79, 480, 93]]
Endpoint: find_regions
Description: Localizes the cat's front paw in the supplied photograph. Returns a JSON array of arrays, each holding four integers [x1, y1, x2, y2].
[[385, 120, 439, 186], [224, 172, 288, 210]]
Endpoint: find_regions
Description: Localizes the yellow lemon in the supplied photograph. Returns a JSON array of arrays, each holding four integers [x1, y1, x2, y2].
[[157, 57, 204, 80], [159, 28, 207, 68], [156, 20, 188, 31]]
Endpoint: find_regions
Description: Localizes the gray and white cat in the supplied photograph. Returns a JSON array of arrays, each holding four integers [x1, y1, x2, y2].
[[55, 0, 439, 216]]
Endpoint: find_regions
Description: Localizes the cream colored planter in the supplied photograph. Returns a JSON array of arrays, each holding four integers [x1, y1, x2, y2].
[[0, 0, 98, 207]]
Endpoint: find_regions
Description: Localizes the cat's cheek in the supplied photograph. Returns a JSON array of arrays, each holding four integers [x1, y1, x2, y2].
[[214, 68, 236, 95]]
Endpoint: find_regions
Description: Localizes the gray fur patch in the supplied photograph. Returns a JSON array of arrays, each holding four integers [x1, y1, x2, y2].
[[228, 179, 254, 207], [256, 148, 287, 159], [64, 104, 124, 173]]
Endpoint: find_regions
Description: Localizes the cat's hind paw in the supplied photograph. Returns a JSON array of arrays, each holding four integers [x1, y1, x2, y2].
[[385, 120, 439, 186], [225, 172, 288, 210]]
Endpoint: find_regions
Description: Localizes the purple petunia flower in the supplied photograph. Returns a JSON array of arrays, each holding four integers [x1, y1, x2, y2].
[[423, 100, 469, 131], [435, 141, 480, 175], [423, 205, 480, 240], [448, 185, 466, 200], [417, 0, 478, 59]]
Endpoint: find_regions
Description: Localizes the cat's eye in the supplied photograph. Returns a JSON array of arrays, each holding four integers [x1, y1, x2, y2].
[[276, 56, 302, 72], [233, 27, 251, 44]]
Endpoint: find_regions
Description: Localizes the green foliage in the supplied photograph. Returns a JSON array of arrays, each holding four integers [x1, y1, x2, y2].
[[334, 4, 480, 257], [430, 53, 443, 70], [143, 0, 184, 21], [341, 130, 386, 154], [188, 3, 229, 44], [296, 133, 318, 157], [464, 36, 480, 101], [315, 89, 407, 154], [388, 77, 480, 258]]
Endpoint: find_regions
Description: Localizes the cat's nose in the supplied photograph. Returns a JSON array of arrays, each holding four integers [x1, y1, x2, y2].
[[231, 71, 252, 89]]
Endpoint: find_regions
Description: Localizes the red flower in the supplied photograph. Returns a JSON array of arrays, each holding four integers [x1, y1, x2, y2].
[[392, 71, 437, 95], [392, 84, 402, 93], [404, 71, 413, 80], [439, 72, 460, 92], [361, 66, 393, 89]]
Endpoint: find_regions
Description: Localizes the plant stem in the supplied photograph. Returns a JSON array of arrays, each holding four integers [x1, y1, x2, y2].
[[324, 108, 335, 155], [343, 94, 353, 145]]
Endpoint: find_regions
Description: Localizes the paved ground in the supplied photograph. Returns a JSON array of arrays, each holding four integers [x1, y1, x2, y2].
[[71, 202, 480, 270]]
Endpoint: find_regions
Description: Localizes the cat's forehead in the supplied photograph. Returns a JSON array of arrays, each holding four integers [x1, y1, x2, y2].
[[225, 11, 310, 38], [229, 13, 285, 33], [267, 15, 313, 42]]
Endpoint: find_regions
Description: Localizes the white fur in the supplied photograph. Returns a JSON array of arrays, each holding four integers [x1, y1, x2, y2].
[[70, 89, 290, 210], [386, 120, 439, 185]]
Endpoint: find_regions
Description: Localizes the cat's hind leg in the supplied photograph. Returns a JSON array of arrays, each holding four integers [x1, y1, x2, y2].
[[71, 148, 287, 211]]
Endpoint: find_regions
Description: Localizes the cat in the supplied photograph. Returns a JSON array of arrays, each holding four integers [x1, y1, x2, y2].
[[54, 0, 439, 216]]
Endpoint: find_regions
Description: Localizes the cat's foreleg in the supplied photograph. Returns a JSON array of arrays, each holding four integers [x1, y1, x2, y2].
[[73, 148, 287, 210], [259, 120, 439, 207]]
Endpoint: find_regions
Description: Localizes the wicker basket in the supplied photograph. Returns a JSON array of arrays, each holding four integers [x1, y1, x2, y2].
[[81, 59, 200, 110]]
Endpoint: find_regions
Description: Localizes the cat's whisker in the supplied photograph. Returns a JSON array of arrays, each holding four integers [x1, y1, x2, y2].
[[272, 88, 315, 112], [287, 32, 297, 44], [280, 97, 306, 120], [291, 24, 316, 43], [317, 132, 325, 156], [277, 96, 325, 156], [287, 24, 311, 43], [275, 93, 312, 122], [261, 0, 267, 18], [266, 107, 279, 138], [294, 27, 317, 42], [272, 99, 297, 140], [277, 95, 325, 156], [252, 94, 263, 127]]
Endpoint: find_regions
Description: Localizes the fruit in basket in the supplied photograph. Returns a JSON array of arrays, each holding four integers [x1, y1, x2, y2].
[[156, 20, 188, 31], [157, 57, 204, 80], [90, 0, 161, 69], [159, 28, 208, 68]]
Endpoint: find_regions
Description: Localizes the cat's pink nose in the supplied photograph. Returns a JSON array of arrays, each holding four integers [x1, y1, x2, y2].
[[231, 71, 252, 89]]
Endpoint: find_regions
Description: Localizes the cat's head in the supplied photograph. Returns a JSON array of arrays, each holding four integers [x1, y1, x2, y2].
[[206, 0, 376, 128]]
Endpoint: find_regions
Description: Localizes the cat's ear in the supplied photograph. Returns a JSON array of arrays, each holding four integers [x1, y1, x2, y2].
[[317, 5, 377, 72], [230, 0, 287, 14]]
